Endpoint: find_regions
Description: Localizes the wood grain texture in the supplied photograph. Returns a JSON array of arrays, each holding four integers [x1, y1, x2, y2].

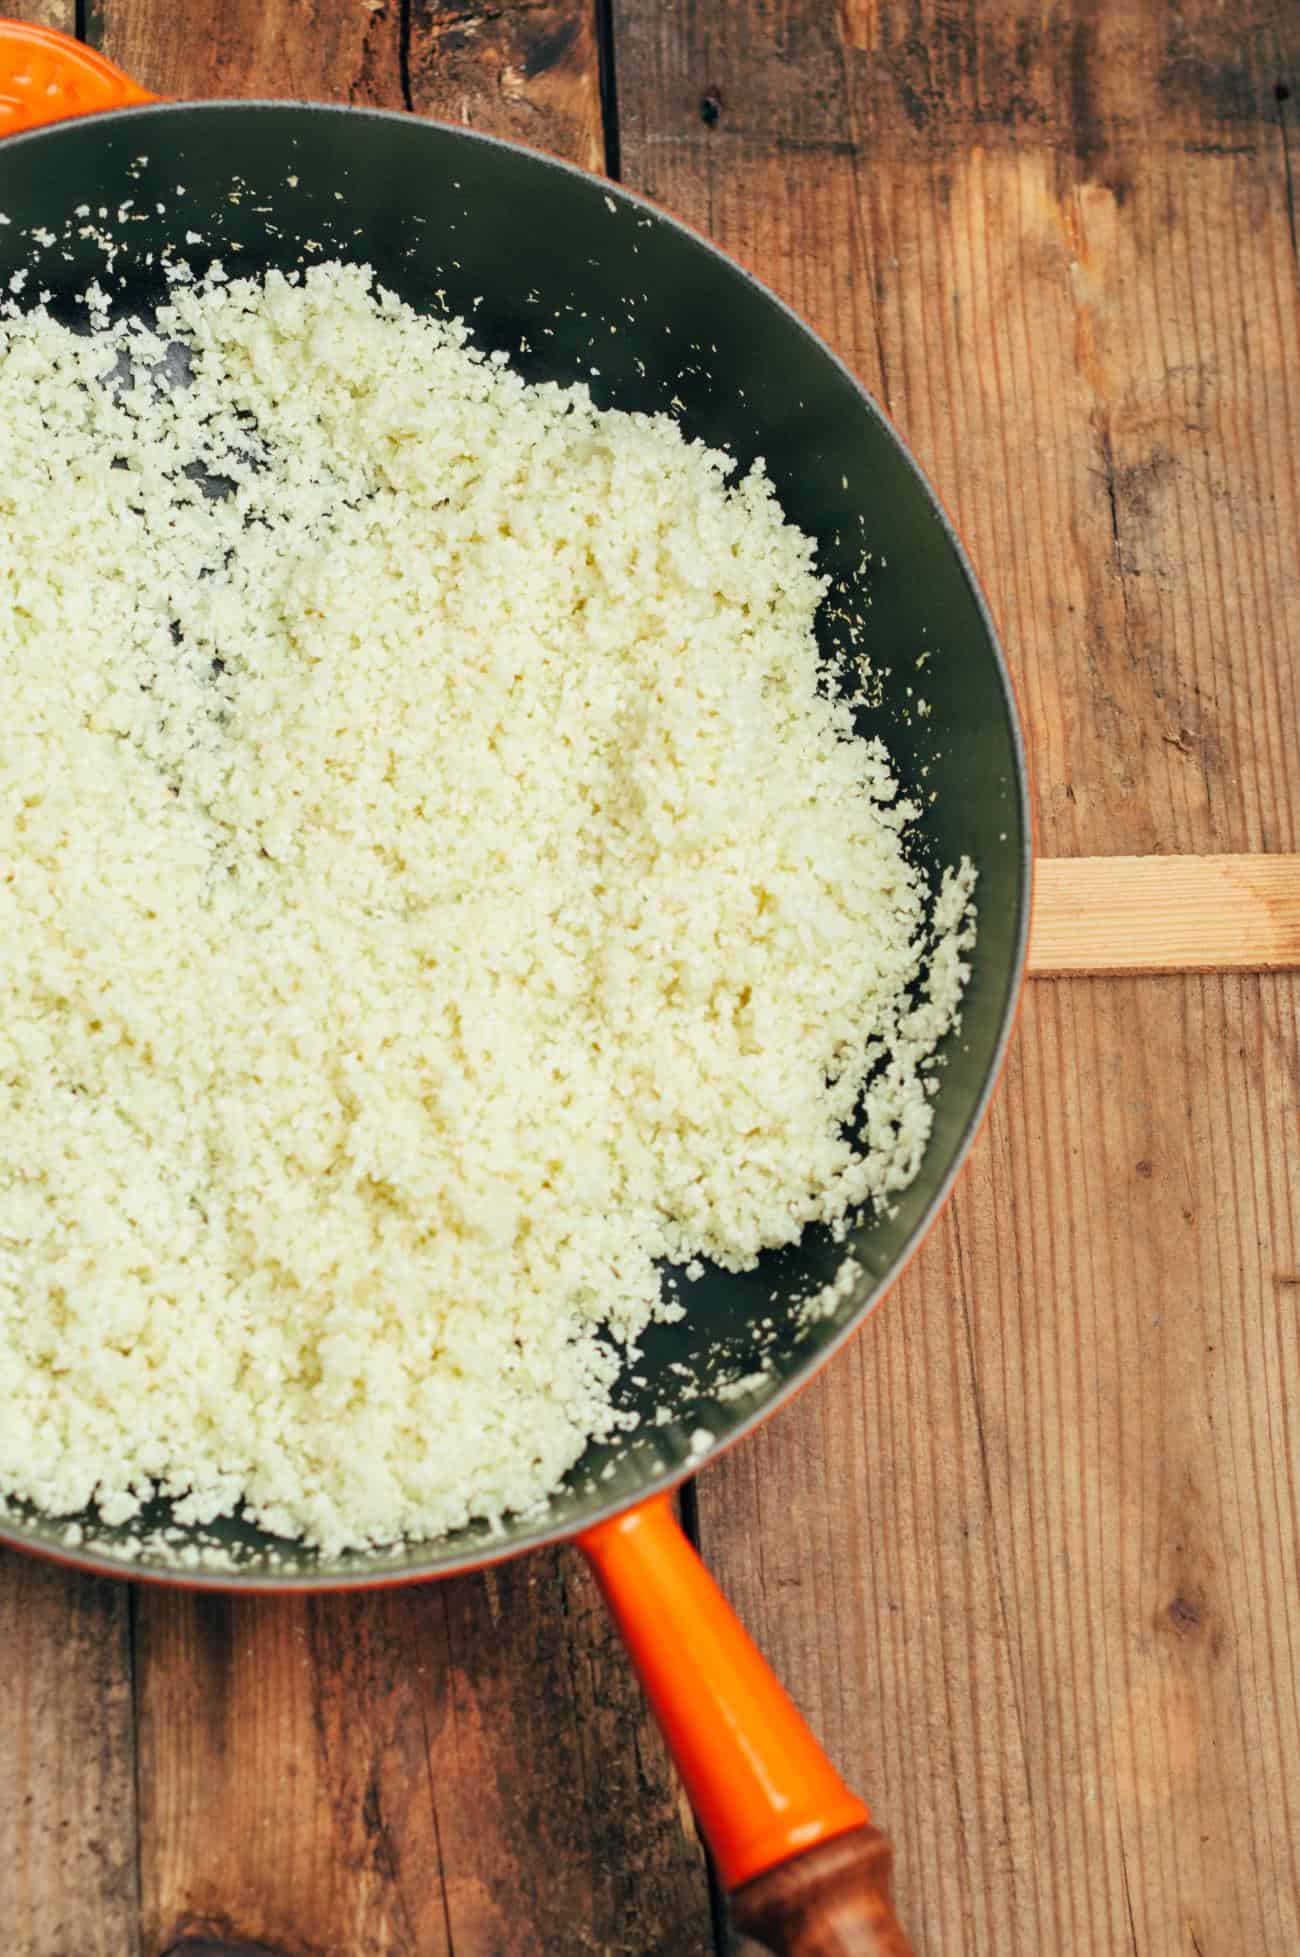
[[137, 1559, 711, 1957], [91, 0, 605, 172], [0, 1549, 139, 1957], [4, 0, 75, 30], [614, 2, 1300, 1952], [408, 1, 605, 174], [1031, 855, 1300, 975], [91, 0, 404, 105]]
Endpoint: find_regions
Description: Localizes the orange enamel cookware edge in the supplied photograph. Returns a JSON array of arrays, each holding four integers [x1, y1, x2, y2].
[[0, 17, 152, 130], [0, 19, 1033, 1955]]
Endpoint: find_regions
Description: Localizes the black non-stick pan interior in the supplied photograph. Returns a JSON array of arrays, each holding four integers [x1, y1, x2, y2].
[[0, 104, 1029, 1582]]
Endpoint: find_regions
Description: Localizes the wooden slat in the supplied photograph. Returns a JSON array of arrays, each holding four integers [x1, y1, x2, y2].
[[93, 0, 606, 168], [73, 9, 710, 1957], [137, 1561, 710, 1957], [0, 1550, 140, 1957], [91, 0, 404, 104], [615, 2, 1300, 1952], [1031, 855, 1300, 975], [7, 0, 75, 30], [408, 0, 606, 175]]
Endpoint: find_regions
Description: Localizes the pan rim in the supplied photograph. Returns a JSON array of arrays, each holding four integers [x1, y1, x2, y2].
[[0, 98, 1034, 1590]]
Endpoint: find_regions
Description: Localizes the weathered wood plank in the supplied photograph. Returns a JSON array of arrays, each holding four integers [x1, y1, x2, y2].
[[91, 0, 404, 106], [0, 1549, 139, 1957], [137, 1559, 710, 1957], [74, 9, 710, 1955], [408, 1, 606, 174], [6, 0, 75, 31], [615, 2, 1300, 1952], [93, 0, 606, 173], [1029, 855, 1300, 976]]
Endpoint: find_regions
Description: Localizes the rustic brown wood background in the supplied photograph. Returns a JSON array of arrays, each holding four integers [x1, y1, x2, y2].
[[3, 2, 1298, 1953]]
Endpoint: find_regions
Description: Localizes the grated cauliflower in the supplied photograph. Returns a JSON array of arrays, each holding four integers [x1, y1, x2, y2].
[[0, 263, 974, 1552]]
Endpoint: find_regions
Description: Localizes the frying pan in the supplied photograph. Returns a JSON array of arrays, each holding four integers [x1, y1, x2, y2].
[[0, 23, 1031, 1956]]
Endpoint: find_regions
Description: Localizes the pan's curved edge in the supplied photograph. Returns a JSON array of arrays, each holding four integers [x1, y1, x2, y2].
[[0, 99, 1034, 1593]]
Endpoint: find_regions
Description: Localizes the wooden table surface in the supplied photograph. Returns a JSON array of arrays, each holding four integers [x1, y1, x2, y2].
[[3, 2, 1298, 1953]]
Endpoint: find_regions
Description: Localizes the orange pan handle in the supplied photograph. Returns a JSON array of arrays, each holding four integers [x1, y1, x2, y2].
[[580, 1494, 915, 1955], [0, 18, 154, 137]]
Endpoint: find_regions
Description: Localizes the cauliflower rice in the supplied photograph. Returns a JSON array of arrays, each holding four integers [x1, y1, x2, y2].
[[0, 263, 974, 1552]]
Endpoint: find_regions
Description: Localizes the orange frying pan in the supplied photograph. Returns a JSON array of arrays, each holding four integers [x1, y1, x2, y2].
[[0, 22, 1032, 1953]]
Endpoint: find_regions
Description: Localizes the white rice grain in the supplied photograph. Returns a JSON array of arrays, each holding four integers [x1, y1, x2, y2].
[[0, 264, 973, 1552]]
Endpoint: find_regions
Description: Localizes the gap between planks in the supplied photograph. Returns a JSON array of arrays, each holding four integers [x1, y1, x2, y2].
[[1030, 854, 1300, 976]]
